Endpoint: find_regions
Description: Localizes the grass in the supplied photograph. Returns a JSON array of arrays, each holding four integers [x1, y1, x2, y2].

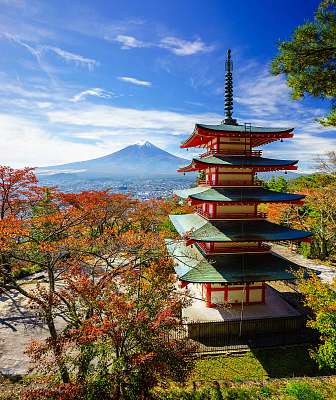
[[1, 346, 335, 399], [188, 345, 332, 382], [155, 378, 336, 400]]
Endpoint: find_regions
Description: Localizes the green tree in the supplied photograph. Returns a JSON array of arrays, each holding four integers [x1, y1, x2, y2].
[[289, 173, 336, 191], [266, 176, 288, 192], [271, 0, 336, 126], [298, 273, 336, 370]]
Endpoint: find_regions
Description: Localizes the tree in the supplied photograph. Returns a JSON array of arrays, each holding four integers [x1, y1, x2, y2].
[[265, 176, 288, 192], [318, 151, 336, 175], [0, 168, 192, 399], [0, 166, 38, 220], [297, 273, 336, 370], [271, 0, 336, 126]]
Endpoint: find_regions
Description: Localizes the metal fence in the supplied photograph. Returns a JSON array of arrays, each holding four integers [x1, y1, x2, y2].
[[169, 315, 317, 353]]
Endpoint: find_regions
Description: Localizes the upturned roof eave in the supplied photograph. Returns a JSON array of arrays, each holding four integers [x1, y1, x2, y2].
[[166, 239, 307, 283], [169, 213, 313, 243], [177, 156, 299, 172], [174, 187, 305, 203], [180, 124, 294, 149]]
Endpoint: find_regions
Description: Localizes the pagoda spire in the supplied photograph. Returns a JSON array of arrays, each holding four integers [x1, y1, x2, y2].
[[222, 49, 237, 125]]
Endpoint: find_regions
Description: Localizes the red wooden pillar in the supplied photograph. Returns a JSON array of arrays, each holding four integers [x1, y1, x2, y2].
[[245, 283, 250, 305], [261, 282, 266, 303], [224, 284, 228, 302], [205, 283, 214, 307]]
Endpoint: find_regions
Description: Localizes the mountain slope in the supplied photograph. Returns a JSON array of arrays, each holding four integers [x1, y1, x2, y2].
[[37, 142, 188, 178]]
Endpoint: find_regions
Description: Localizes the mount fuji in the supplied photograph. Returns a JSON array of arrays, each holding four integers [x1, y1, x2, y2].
[[37, 142, 189, 178]]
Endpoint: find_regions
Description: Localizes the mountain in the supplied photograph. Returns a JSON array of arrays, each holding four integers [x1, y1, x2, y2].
[[37, 142, 189, 178], [257, 171, 307, 181]]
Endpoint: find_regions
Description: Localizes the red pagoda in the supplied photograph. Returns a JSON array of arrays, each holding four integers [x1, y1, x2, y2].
[[168, 50, 312, 310]]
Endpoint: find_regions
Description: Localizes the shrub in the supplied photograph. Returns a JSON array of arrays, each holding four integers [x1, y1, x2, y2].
[[285, 382, 323, 400]]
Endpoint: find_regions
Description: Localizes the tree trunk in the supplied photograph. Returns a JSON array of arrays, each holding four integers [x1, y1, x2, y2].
[[45, 311, 70, 383]]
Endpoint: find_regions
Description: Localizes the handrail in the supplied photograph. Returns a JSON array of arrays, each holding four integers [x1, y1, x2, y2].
[[200, 149, 262, 158], [197, 210, 267, 219], [197, 242, 271, 254], [198, 179, 263, 187]]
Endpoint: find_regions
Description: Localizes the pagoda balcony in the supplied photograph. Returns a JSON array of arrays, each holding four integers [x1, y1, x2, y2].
[[200, 149, 262, 158], [197, 210, 267, 220], [198, 179, 263, 187], [197, 242, 271, 254]]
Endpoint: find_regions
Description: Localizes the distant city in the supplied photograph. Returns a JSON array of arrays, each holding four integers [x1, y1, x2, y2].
[[37, 141, 304, 199], [38, 175, 195, 200]]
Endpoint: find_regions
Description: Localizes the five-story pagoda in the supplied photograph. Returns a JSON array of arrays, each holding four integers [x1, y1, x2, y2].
[[168, 50, 312, 310]]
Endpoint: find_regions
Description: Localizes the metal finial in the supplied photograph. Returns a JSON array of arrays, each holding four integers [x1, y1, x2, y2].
[[222, 49, 237, 125]]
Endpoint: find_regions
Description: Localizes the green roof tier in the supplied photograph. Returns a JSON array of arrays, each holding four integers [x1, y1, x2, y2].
[[166, 239, 305, 283], [178, 155, 298, 173], [181, 123, 294, 149], [197, 123, 293, 134], [169, 213, 312, 242], [174, 186, 304, 204]]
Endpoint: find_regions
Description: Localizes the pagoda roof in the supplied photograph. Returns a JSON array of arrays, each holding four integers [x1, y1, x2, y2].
[[174, 186, 304, 204], [181, 123, 294, 149], [197, 123, 293, 134], [169, 213, 312, 242], [178, 155, 298, 173], [166, 239, 306, 283]]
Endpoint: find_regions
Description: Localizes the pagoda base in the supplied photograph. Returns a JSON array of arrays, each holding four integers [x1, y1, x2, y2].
[[183, 284, 300, 322], [183, 285, 304, 339]]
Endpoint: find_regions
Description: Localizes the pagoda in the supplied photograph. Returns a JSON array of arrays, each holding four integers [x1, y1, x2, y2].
[[168, 50, 312, 309]]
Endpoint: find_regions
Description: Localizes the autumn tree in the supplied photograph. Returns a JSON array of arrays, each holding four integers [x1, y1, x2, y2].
[[271, 0, 336, 126], [0, 166, 38, 220], [0, 168, 192, 399]]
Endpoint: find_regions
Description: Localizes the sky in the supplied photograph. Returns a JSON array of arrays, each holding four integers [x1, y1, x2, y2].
[[0, 0, 335, 172]]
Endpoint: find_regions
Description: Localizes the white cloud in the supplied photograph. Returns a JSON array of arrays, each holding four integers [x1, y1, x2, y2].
[[118, 76, 151, 87], [46, 104, 220, 133], [0, 114, 103, 167], [112, 33, 214, 56], [3, 34, 98, 71], [71, 88, 115, 102], [114, 34, 147, 49], [160, 37, 214, 56], [236, 71, 290, 116], [44, 46, 98, 70]]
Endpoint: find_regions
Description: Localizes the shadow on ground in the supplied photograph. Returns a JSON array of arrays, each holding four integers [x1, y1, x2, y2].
[[251, 346, 332, 378]]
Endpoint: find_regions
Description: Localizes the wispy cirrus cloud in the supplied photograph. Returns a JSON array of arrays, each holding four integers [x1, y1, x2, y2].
[[118, 76, 151, 87], [45, 46, 98, 70], [160, 36, 214, 56], [114, 34, 148, 49], [112, 33, 214, 56], [236, 71, 290, 116], [71, 88, 115, 102], [3, 33, 98, 71]]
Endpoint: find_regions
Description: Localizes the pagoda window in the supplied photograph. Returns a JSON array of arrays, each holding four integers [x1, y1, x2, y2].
[[213, 242, 258, 250], [216, 204, 256, 218], [218, 173, 253, 185]]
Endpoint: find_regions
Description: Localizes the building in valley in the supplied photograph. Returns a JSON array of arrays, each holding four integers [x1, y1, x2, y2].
[[167, 50, 312, 313]]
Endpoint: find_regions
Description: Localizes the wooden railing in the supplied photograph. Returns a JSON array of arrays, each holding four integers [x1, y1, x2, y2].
[[197, 242, 271, 254], [197, 210, 267, 219], [197, 179, 263, 187], [200, 149, 262, 158]]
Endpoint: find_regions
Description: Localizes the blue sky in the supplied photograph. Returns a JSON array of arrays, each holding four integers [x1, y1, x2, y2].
[[0, 0, 335, 171]]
